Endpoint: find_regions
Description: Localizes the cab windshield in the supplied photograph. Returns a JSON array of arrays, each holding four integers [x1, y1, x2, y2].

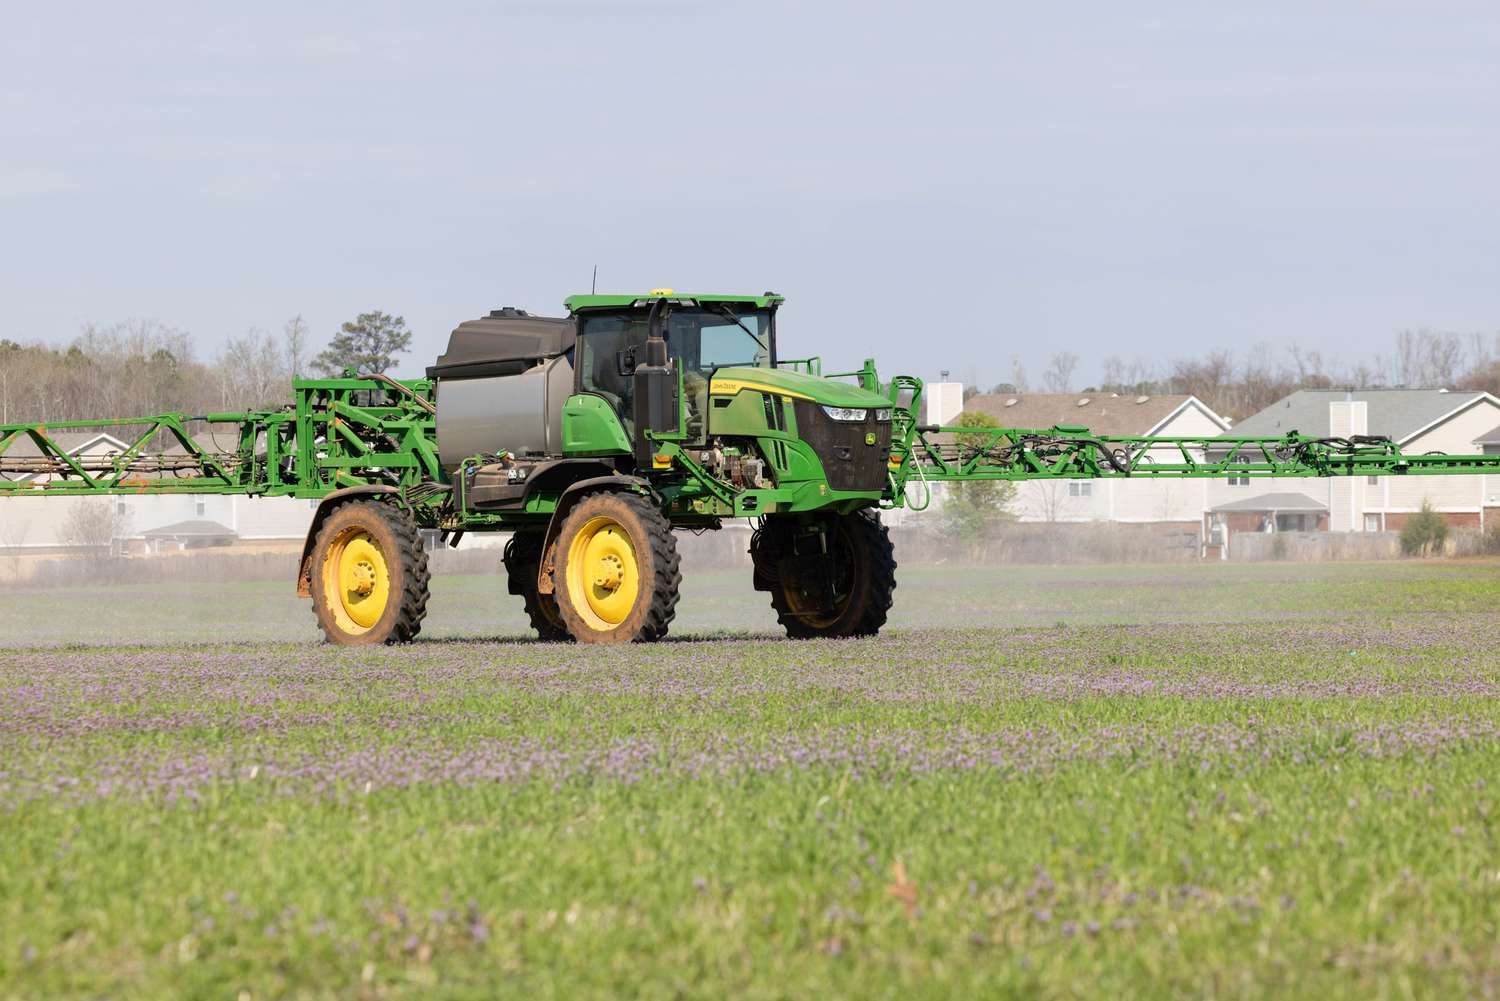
[[578, 305, 775, 437]]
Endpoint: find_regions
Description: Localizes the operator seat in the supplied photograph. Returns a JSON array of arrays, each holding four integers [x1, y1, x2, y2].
[[589, 349, 629, 440]]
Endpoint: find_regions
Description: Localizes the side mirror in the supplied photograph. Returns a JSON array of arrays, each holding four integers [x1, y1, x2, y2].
[[615, 346, 638, 377]]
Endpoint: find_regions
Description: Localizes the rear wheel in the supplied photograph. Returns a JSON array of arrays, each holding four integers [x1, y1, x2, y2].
[[552, 492, 680, 644], [309, 500, 429, 645], [505, 530, 570, 641], [751, 510, 896, 639]]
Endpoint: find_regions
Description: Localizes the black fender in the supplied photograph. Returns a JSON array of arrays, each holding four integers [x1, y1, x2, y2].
[[296, 485, 402, 597], [534, 475, 654, 595]]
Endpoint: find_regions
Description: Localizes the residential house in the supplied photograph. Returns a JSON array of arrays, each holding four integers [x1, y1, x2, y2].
[[1204, 389, 1500, 556]]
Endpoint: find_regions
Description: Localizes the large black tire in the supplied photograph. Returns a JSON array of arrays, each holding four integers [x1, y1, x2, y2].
[[505, 530, 571, 642], [551, 492, 680, 644], [751, 509, 896, 639], [309, 500, 430, 645]]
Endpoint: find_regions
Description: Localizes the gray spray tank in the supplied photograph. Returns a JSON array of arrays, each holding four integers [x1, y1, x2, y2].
[[427, 308, 576, 470]]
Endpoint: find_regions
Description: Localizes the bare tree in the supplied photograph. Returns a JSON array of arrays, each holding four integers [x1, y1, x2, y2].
[[1100, 356, 1126, 390], [1349, 360, 1385, 390], [0, 340, 17, 424], [1393, 329, 1464, 387], [0, 515, 29, 582], [1042, 351, 1080, 393], [283, 314, 310, 380], [1466, 331, 1495, 374], [1009, 354, 1029, 393], [1167, 349, 1235, 409], [1099, 355, 1160, 396], [218, 329, 287, 410], [1031, 481, 1066, 522], [60, 501, 129, 550], [1287, 345, 1330, 386], [1157, 481, 1179, 523]]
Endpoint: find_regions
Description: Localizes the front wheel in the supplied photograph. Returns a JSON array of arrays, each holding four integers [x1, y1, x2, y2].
[[309, 500, 430, 645], [752, 510, 896, 639], [551, 492, 681, 644]]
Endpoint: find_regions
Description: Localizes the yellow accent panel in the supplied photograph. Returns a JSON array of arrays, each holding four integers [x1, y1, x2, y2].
[[709, 378, 814, 402]]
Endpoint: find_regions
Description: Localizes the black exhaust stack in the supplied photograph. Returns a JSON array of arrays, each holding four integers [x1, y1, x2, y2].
[[632, 297, 680, 467]]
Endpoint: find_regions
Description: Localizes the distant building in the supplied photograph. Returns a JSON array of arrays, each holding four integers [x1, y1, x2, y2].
[[1204, 389, 1500, 557], [1209, 491, 1328, 537], [139, 519, 238, 553]]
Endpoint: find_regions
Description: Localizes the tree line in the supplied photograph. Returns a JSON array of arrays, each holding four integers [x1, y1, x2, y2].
[[6, 316, 1497, 427], [0, 311, 414, 424], [978, 328, 1500, 421]]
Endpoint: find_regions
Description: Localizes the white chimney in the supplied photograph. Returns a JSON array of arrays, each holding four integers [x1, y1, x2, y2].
[[1328, 399, 1369, 532], [925, 382, 965, 425], [1329, 399, 1368, 438]]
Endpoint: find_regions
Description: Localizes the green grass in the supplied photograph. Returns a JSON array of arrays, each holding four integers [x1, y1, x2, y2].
[[3, 559, 1500, 998]]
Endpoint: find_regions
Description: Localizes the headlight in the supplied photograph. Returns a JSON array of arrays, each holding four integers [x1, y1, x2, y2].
[[821, 406, 867, 422], [874, 408, 893, 422]]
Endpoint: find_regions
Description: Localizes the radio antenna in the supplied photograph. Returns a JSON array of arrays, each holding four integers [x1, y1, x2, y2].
[[591, 264, 598, 294]]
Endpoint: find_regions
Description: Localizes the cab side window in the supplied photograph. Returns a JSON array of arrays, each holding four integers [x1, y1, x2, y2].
[[580, 316, 648, 432]]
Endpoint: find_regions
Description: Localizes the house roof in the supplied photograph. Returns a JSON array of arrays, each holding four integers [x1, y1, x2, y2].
[[955, 393, 1224, 436], [1, 431, 134, 483], [0, 430, 130, 459], [140, 519, 237, 539], [1211, 492, 1327, 514], [1476, 423, 1500, 445], [1228, 389, 1492, 442]]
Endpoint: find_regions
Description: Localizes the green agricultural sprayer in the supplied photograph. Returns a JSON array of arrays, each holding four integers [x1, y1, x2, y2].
[[6, 290, 1500, 645]]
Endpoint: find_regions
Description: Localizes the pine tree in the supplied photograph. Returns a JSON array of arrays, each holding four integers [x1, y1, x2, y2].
[[311, 311, 412, 376]]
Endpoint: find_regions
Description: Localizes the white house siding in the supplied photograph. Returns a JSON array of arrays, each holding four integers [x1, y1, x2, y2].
[[1204, 396, 1500, 532], [0, 437, 135, 549], [1382, 398, 1500, 527], [221, 496, 316, 540], [1, 492, 315, 549], [0, 495, 94, 550]]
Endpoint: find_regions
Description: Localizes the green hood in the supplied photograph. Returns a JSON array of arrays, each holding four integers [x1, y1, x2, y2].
[[708, 367, 890, 408]]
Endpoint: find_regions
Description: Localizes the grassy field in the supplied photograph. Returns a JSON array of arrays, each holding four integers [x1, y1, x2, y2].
[[3, 559, 1500, 998]]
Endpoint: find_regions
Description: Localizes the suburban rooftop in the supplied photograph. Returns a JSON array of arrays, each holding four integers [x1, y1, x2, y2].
[[957, 392, 1225, 437], [1228, 388, 1493, 441]]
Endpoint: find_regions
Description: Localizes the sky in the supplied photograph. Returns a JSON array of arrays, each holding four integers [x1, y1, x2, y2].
[[3, 0, 1498, 388]]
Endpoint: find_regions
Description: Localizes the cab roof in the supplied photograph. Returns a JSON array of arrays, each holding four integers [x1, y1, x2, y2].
[[564, 291, 784, 312]]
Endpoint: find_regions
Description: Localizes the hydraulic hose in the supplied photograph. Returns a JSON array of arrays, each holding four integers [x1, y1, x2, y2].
[[892, 453, 932, 512]]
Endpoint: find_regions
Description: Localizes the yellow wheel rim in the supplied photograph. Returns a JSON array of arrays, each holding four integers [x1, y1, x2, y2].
[[781, 519, 856, 629], [565, 515, 640, 632], [320, 527, 392, 634], [784, 579, 844, 629]]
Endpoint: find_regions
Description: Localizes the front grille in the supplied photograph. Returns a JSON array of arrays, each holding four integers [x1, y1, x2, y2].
[[793, 400, 891, 492]]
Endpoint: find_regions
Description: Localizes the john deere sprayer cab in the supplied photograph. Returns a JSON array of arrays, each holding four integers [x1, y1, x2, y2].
[[10, 287, 1500, 646]]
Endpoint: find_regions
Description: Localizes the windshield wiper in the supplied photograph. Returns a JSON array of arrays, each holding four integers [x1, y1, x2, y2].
[[706, 304, 767, 355]]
